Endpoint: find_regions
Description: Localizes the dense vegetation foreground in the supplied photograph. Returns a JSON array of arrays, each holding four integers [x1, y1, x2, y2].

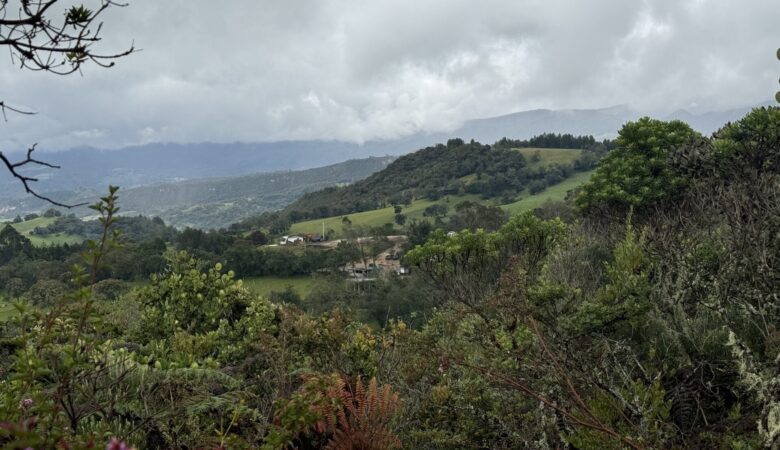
[[1, 107, 780, 449]]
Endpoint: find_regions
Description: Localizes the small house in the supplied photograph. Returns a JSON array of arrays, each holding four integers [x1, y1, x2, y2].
[[279, 235, 305, 245]]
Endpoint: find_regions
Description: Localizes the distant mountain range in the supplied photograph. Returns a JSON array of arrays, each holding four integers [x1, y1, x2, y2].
[[0, 100, 770, 213], [441, 101, 774, 144], [1, 156, 395, 229]]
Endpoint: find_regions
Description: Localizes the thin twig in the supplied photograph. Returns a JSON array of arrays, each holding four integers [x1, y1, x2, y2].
[[0, 144, 86, 207]]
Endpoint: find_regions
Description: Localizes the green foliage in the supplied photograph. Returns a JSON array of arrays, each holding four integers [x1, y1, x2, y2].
[[566, 378, 672, 449], [566, 220, 651, 334], [135, 252, 277, 357], [448, 200, 508, 232], [406, 212, 565, 306], [0, 186, 125, 448], [0, 224, 32, 264], [577, 117, 700, 212], [66, 5, 92, 24], [494, 133, 609, 150]]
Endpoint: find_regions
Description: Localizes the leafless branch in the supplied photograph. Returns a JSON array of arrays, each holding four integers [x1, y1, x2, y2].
[[0, 0, 134, 205], [0, 100, 35, 121], [0, 144, 86, 207]]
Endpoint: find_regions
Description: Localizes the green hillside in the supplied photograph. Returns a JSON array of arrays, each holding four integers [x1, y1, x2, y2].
[[516, 147, 583, 167], [290, 194, 489, 235], [7, 217, 83, 246], [240, 135, 607, 235], [290, 171, 593, 236], [502, 170, 594, 214], [289, 148, 595, 236], [282, 140, 532, 222]]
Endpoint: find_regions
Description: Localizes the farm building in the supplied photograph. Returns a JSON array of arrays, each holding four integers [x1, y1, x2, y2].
[[279, 235, 305, 245]]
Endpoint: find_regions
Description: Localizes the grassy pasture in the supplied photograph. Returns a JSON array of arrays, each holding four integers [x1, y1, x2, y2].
[[289, 195, 489, 236], [502, 170, 594, 214], [4, 216, 84, 246], [290, 169, 593, 235], [515, 147, 583, 167], [243, 276, 319, 299]]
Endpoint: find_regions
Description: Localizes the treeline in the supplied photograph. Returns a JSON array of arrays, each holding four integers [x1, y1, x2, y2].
[[495, 132, 615, 175], [31, 214, 178, 243], [493, 132, 615, 150], [0, 216, 339, 300]]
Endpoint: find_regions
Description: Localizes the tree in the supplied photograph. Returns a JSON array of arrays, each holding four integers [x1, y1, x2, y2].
[[0, 224, 33, 264], [394, 213, 406, 226], [404, 218, 433, 249], [406, 212, 565, 306], [422, 203, 448, 219], [0, 0, 134, 205], [136, 251, 258, 340], [527, 179, 547, 195], [248, 229, 269, 245], [448, 200, 507, 232], [23, 279, 69, 308], [576, 117, 700, 214]]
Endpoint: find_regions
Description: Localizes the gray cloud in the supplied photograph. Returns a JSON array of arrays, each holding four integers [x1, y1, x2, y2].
[[0, 0, 776, 151]]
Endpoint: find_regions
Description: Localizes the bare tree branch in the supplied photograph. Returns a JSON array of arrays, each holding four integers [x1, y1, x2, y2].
[[0, 100, 35, 121], [0, 0, 135, 205], [0, 144, 87, 207]]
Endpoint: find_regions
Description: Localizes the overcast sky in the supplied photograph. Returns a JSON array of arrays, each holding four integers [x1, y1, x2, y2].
[[0, 0, 777, 151]]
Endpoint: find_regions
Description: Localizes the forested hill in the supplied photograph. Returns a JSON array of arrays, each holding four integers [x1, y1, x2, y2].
[[246, 134, 609, 226], [286, 140, 522, 219]]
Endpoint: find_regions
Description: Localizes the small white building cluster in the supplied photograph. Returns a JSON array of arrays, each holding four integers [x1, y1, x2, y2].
[[278, 235, 305, 245], [278, 234, 326, 246]]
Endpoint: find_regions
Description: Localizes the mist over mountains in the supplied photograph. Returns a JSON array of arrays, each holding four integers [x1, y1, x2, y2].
[[1, 101, 769, 208]]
